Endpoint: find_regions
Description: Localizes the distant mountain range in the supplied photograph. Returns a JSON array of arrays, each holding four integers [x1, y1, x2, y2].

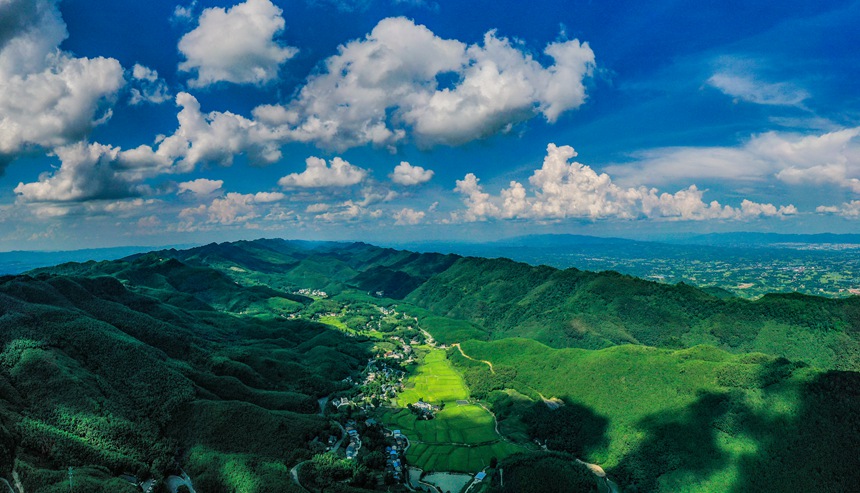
[[394, 232, 860, 251], [0, 245, 198, 275], [674, 232, 860, 246]]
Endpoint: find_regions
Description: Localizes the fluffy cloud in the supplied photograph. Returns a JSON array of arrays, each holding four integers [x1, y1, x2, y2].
[[15, 113, 253, 202], [14, 142, 151, 202], [606, 127, 860, 191], [453, 143, 797, 222], [393, 207, 425, 225], [402, 31, 595, 145], [179, 191, 285, 225], [390, 162, 434, 185], [156, 92, 285, 168], [816, 201, 860, 218], [0, 0, 124, 167], [200, 193, 258, 224], [134, 18, 594, 172], [305, 203, 330, 213], [356, 185, 398, 206], [278, 156, 368, 188], [311, 200, 383, 223], [129, 64, 171, 105], [172, 2, 196, 22], [178, 178, 223, 195], [178, 0, 297, 87], [269, 17, 594, 149], [77, 92, 283, 175]]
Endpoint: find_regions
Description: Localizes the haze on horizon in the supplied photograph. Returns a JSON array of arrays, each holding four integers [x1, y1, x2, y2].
[[0, 0, 858, 250]]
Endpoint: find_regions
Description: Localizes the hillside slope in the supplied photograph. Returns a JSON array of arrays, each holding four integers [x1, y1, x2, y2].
[[406, 256, 860, 370], [60, 238, 860, 372], [0, 264, 369, 491]]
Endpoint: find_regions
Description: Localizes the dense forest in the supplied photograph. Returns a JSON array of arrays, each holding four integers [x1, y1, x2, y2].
[[0, 263, 368, 491]]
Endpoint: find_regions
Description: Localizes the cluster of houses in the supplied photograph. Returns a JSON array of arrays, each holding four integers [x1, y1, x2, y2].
[[294, 288, 328, 298], [407, 399, 441, 420], [381, 338, 415, 361], [383, 429, 409, 482], [332, 346, 412, 411], [364, 355, 408, 400], [344, 419, 362, 460]]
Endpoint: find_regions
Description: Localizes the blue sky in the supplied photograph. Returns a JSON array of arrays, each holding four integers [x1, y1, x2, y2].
[[1, 0, 859, 250]]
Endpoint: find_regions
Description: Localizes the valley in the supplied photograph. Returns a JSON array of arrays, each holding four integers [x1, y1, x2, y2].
[[1, 238, 858, 492]]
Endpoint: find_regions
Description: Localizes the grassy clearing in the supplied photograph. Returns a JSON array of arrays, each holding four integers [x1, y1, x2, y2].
[[319, 315, 349, 330], [420, 316, 488, 345], [396, 349, 470, 406], [318, 314, 385, 339], [380, 349, 525, 472]]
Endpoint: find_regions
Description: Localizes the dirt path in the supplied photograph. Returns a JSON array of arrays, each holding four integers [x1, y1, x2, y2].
[[290, 462, 310, 493], [452, 343, 495, 374], [419, 329, 436, 346], [537, 392, 565, 410], [575, 459, 620, 493]]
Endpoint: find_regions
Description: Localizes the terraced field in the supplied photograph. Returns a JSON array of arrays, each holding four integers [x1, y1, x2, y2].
[[380, 349, 526, 472]]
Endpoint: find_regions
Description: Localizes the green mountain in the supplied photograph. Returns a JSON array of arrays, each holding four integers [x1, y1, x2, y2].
[[0, 261, 369, 491], [406, 256, 860, 370], [7, 238, 860, 492]]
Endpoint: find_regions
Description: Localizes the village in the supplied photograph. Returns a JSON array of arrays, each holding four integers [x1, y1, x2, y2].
[[331, 336, 420, 483], [290, 300, 496, 493]]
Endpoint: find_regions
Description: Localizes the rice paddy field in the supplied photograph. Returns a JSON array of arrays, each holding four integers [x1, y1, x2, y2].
[[380, 349, 525, 472]]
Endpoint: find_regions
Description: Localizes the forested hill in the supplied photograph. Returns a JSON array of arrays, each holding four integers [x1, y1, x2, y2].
[[39, 238, 860, 371], [406, 256, 860, 370], [0, 262, 369, 491]]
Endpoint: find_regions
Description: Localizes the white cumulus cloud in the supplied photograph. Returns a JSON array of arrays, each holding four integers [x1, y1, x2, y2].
[[393, 207, 425, 225], [453, 143, 797, 223], [278, 156, 368, 188], [269, 17, 595, 149], [14, 142, 149, 202], [816, 201, 860, 218], [178, 0, 298, 87], [390, 161, 434, 185], [179, 190, 285, 225], [0, 0, 124, 167], [156, 92, 285, 168], [178, 178, 223, 195], [129, 64, 171, 105], [312, 200, 382, 223], [133, 17, 595, 173]]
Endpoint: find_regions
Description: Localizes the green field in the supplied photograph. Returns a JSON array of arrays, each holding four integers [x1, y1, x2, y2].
[[318, 314, 385, 339], [318, 315, 349, 329], [380, 349, 526, 472], [396, 348, 471, 405]]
